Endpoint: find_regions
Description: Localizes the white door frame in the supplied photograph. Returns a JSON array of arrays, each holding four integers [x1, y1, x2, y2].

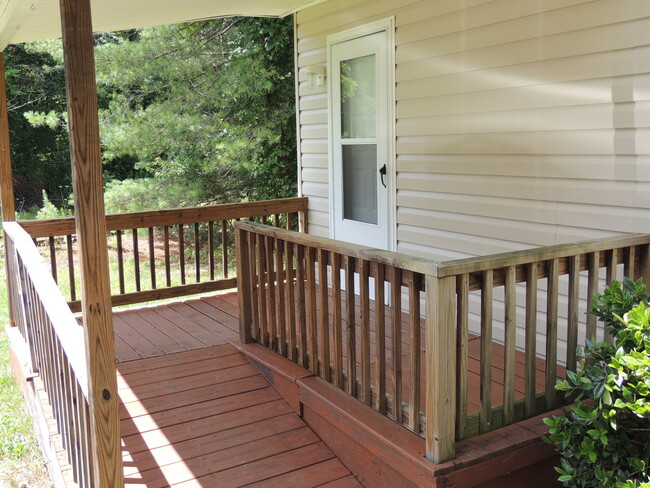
[[327, 17, 396, 251]]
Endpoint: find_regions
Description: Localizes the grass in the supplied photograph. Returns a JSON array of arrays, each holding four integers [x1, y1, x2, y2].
[[0, 253, 52, 488]]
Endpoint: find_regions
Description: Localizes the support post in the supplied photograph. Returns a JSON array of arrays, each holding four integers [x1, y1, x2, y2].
[[59, 0, 123, 486], [235, 225, 253, 343], [425, 274, 456, 463], [0, 51, 17, 328], [0, 52, 15, 222]]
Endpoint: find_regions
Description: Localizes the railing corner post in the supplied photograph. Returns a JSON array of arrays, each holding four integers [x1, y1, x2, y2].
[[235, 225, 253, 344], [425, 274, 456, 464]]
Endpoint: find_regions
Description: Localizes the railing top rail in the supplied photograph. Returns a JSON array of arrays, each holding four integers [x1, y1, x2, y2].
[[18, 196, 309, 238], [437, 233, 650, 278], [4, 221, 89, 399], [235, 221, 441, 276]]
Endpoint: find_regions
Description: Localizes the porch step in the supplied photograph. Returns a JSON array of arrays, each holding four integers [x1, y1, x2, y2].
[[237, 342, 562, 488]]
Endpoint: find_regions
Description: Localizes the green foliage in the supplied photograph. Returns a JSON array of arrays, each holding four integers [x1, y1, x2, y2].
[[35, 190, 72, 220], [5, 42, 71, 209], [103, 177, 204, 213], [543, 279, 650, 488], [95, 16, 297, 208]]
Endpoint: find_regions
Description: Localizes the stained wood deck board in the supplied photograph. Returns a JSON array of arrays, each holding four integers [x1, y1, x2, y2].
[[114, 291, 558, 418], [118, 347, 357, 487]]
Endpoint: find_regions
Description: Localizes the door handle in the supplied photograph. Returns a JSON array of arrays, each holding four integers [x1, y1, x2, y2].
[[379, 164, 387, 188]]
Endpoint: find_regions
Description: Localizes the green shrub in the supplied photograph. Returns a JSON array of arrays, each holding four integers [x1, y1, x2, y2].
[[543, 278, 650, 488]]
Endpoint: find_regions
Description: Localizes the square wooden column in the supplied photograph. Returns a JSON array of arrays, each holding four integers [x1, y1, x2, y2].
[[0, 51, 16, 327], [59, 0, 123, 486]]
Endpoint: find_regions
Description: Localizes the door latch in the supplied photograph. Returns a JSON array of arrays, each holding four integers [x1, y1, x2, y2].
[[379, 164, 387, 188]]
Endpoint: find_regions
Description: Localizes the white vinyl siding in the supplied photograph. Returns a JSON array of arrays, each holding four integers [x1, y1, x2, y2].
[[296, 0, 650, 252]]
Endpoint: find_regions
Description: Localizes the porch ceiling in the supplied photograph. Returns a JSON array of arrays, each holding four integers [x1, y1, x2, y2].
[[0, 0, 326, 49]]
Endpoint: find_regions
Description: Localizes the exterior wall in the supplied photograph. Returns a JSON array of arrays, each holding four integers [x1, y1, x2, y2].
[[296, 0, 650, 262]]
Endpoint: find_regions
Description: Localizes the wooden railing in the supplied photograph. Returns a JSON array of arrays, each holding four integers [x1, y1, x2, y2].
[[438, 234, 650, 441], [235, 222, 650, 464], [19, 197, 307, 311], [4, 221, 94, 487]]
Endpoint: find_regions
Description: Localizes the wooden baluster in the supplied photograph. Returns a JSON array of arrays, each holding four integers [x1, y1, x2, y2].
[[222, 220, 229, 279], [360, 260, 371, 405], [296, 245, 308, 368], [567, 256, 580, 371], [285, 241, 297, 361], [163, 226, 171, 287], [67, 235, 76, 302], [331, 252, 343, 388], [248, 232, 259, 341], [49, 236, 58, 283], [624, 245, 635, 279], [285, 213, 293, 230], [116, 230, 125, 294], [256, 233, 269, 346], [455, 273, 469, 439], [306, 247, 318, 373], [391, 267, 403, 424], [586, 252, 599, 342], [274, 214, 280, 228], [545, 259, 559, 410], [503, 266, 517, 426], [208, 221, 215, 281], [603, 249, 618, 344], [194, 222, 201, 283], [148, 227, 156, 289], [178, 224, 186, 285], [425, 275, 456, 463], [318, 248, 330, 380], [276, 238, 286, 356], [132, 228, 141, 291], [265, 235, 277, 351], [408, 271, 421, 432], [480, 269, 493, 433], [524, 262, 538, 417], [235, 227, 253, 344], [640, 244, 650, 293], [375, 263, 386, 414], [345, 256, 356, 397], [262, 215, 268, 226]]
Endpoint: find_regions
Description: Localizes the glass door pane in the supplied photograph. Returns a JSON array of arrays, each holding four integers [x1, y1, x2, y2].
[[343, 144, 377, 224]]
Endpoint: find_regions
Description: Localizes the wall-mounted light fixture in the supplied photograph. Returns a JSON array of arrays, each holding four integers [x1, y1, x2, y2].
[[306, 65, 326, 88]]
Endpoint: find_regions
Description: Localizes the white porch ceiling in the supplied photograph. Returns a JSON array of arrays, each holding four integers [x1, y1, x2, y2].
[[0, 0, 325, 49]]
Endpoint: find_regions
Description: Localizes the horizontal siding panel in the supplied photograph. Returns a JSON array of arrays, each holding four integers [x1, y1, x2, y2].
[[397, 154, 650, 182], [298, 92, 327, 111], [396, 0, 637, 55], [300, 139, 328, 154], [307, 210, 330, 231], [397, 190, 650, 234], [397, 74, 650, 118], [301, 154, 328, 169], [398, 207, 560, 246], [397, 224, 530, 256], [397, 173, 650, 208], [395, 129, 645, 156], [301, 181, 329, 198], [300, 124, 328, 139], [301, 167, 329, 184], [396, 102, 650, 136], [396, 46, 650, 97], [395, 0, 594, 41], [397, 20, 642, 78], [300, 108, 327, 125], [297, 48, 326, 68]]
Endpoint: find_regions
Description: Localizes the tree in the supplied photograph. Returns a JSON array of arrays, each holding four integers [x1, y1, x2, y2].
[[5, 42, 70, 210], [95, 16, 297, 210]]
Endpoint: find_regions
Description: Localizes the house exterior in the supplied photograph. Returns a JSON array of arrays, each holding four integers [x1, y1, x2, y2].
[[1, 1, 649, 487], [295, 0, 649, 258]]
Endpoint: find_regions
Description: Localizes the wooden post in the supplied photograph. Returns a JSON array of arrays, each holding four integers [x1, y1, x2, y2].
[[0, 52, 16, 327], [0, 52, 15, 222], [59, 0, 123, 486], [235, 226, 253, 343], [425, 274, 456, 463], [299, 209, 308, 234]]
